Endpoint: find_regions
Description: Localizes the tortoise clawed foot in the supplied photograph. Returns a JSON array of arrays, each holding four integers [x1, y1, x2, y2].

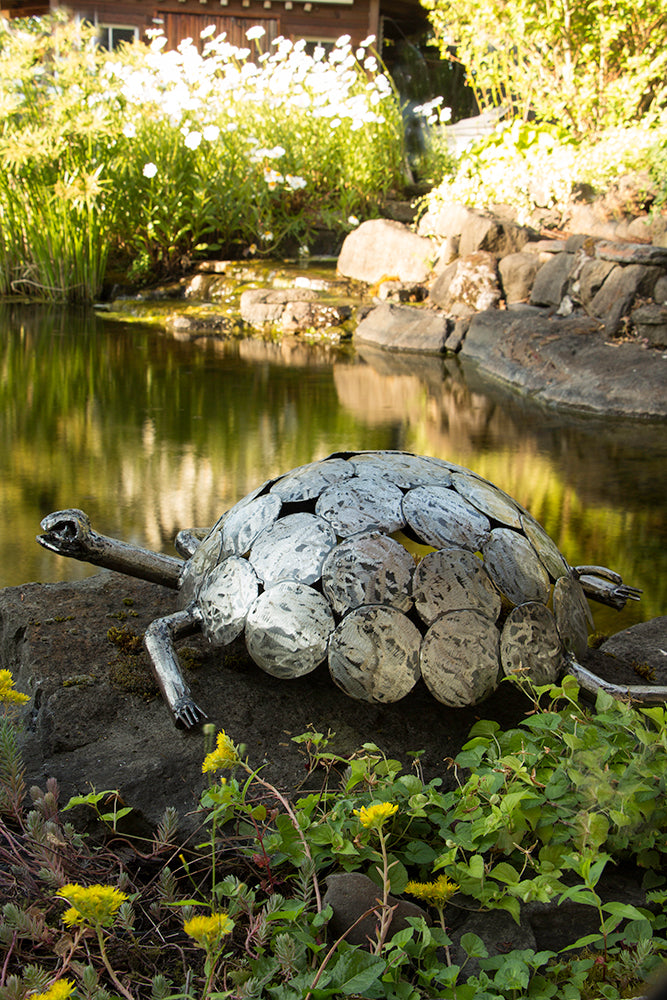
[[612, 583, 643, 603], [173, 696, 208, 729]]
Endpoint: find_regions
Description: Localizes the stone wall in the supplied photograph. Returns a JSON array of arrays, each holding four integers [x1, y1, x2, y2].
[[338, 207, 667, 348]]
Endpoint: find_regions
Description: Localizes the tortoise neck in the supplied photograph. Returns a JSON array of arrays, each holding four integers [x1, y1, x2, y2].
[[83, 531, 183, 588]]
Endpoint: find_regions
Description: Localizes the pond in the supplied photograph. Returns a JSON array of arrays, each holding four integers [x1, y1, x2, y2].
[[2, 302, 665, 638]]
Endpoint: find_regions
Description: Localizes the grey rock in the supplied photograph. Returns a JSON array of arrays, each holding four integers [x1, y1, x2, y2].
[[449, 905, 536, 978], [601, 616, 667, 682], [595, 241, 667, 268], [444, 317, 470, 353], [654, 276, 667, 304], [565, 203, 619, 241], [337, 219, 434, 284], [460, 309, 667, 418], [625, 216, 653, 242], [429, 252, 501, 316], [417, 202, 478, 240], [589, 263, 663, 333], [355, 302, 450, 352], [523, 239, 568, 256], [632, 304, 667, 348], [418, 203, 533, 256], [574, 258, 616, 308], [530, 252, 576, 307], [323, 873, 429, 947], [498, 252, 541, 305], [565, 234, 597, 253]]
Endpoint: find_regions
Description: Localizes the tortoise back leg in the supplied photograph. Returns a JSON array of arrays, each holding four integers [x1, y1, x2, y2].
[[144, 606, 207, 727], [574, 564, 642, 610]]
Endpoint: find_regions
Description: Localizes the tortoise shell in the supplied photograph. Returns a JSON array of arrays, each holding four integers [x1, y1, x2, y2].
[[179, 450, 589, 707]]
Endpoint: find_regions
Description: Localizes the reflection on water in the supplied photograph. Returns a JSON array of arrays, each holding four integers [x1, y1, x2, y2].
[[2, 303, 665, 635]]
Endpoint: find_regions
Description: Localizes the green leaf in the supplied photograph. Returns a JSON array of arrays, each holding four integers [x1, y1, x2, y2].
[[328, 949, 386, 995], [468, 854, 485, 879], [490, 862, 520, 884], [63, 791, 107, 810], [492, 956, 530, 991], [100, 806, 132, 823], [388, 859, 409, 894], [561, 932, 603, 952], [460, 932, 488, 958], [601, 900, 648, 922]]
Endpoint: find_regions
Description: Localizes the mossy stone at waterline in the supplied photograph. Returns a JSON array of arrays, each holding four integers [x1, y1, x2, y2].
[[37, 450, 656, 729]]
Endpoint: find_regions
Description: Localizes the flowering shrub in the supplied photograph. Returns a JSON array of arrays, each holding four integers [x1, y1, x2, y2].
[[419, 115, 667, 226], [0, 15, 404, 299]]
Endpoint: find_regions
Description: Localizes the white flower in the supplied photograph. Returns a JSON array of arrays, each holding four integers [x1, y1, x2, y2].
[[184, 130, 202, 149], [263, 167, 284, 189], [363, 56, 378, 73], [200, 24, 217, 39], [329, 117, 341, 129], [335, 34, 351, 47], [203, 124, 220, 141], [356, 49, 365, 60], [246, 25, 266, 40], [122, 122, 137, 138], [348, 215, 360, 226], [142, 162, 158, 178], [285, 174, 306, 190], [360, 35, 375, 47]]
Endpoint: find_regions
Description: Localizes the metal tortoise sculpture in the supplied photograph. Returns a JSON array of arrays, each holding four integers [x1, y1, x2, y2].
[[37, 449, 653, 728]]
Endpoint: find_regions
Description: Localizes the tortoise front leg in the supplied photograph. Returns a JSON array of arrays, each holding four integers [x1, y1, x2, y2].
[[144, 606, 208, 728]]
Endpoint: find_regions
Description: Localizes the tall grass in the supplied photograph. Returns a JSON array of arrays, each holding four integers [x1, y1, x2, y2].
[[0, 15, 405, 300]]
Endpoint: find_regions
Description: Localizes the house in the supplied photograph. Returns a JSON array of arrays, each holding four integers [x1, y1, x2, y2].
[[0, 0, 427, 57]]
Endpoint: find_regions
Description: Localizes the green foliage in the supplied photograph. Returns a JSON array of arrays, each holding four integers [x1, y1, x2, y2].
[[419, 115, 666, 225], [0, 15, 405, 300], [420, 0, 667, 135], [1, 668, 667, 999]]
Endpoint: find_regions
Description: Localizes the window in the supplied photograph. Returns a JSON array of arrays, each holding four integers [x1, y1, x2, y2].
[[303, 38, 336, 57], [97, 24, 139, 50]]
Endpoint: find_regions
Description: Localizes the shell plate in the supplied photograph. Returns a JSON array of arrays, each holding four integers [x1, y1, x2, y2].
[[179, 450, 585, 708]]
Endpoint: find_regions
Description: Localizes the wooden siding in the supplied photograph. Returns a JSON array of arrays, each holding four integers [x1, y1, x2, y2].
[[1, 0, 423, 49]]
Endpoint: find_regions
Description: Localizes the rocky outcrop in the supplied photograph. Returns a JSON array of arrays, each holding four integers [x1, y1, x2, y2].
[[239, 288, 351, 333], [335, 203, 667, 417]]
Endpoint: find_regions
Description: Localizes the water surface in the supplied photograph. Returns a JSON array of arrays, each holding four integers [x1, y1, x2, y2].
[[2, 302, 665, 637]]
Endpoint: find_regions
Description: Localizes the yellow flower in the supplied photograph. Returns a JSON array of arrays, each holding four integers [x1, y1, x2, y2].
[[56, 883, 128, 928], [184, 912, 234, 950], [354, 801, 398, 830], [30, 980, 75, 1000], [0, 669, 29, 706], [202, 730, 240, 774], [405, 875, 459, 907]]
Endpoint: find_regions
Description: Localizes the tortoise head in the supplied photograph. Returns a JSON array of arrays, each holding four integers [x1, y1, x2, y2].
[[37, 509, 94, 557]]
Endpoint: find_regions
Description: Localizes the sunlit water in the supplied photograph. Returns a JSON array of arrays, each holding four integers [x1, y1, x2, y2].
[[2, 302, 666, 637]]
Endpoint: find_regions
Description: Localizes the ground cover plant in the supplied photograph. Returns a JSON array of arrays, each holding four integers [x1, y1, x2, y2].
[[2, 665, 667, 999], [0, 14, 404, 300]]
